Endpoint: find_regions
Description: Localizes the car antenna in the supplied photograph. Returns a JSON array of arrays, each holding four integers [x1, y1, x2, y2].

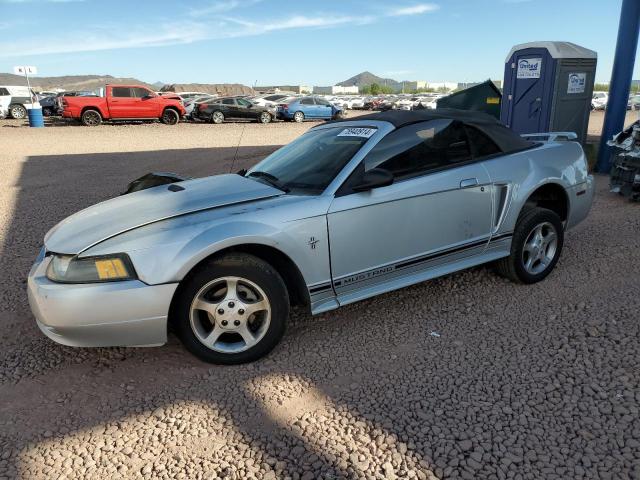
[[229, 121, 247, 175]]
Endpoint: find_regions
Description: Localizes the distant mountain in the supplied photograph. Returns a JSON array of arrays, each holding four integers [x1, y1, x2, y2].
[[152, 81, 165, 89], [337, 71, 401, 90], [0, 73, 154, 91]]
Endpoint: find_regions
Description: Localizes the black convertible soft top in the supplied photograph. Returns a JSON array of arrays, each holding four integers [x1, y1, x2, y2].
[[325, 108, 534, 154]]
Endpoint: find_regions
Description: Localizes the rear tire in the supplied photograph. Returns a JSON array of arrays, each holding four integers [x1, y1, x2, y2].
[[211, 111, 225, 124], [9, 104, 26, 119], [496, 207, 564, 284], [174, 254, 289, 364], [293, 111, 305, 123], [81, 109, 102, 126], [161, 108, 179, 125]]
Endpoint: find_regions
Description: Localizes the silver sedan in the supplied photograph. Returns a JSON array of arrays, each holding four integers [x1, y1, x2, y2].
[[28, 110, 594, 364]]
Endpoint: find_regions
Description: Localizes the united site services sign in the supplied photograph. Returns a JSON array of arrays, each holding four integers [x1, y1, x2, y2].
[[516, 58, 542, 79], [567, 72, 586, 94]]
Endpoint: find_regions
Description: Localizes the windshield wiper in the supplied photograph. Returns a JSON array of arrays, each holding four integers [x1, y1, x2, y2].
[[246, 171, 290, 192]]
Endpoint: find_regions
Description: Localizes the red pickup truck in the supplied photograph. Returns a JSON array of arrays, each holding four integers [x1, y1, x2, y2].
[[62, 84, 186, 126]]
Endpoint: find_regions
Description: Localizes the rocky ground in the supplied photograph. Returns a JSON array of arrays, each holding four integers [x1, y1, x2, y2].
[[0, 115, 639, 479]]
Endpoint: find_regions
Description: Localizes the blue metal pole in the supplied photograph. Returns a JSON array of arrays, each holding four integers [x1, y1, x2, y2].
[[596, 0, 640, 172]]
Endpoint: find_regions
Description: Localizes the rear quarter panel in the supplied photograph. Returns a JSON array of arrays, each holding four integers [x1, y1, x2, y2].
[[64, 96, 109, 118], [482, 141, 590, 234]]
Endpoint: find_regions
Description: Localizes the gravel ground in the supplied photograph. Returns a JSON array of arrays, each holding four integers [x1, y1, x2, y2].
[[0, 115, 639, 480]]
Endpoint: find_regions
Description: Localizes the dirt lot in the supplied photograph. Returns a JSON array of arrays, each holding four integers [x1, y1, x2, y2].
[[0, 114, 639, 480]]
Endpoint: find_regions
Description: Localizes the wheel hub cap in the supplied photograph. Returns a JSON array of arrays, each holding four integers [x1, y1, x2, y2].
[[189, 276, 271, 354], [522, 221, 558, 275]]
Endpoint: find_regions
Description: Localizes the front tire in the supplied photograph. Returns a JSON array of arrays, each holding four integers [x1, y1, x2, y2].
[[259, 111, 272, 124], [9, 104, 27, 119], [174, 254, 289, 364], [496, 207, 564, 284], [161, 108, 179, 125], [81, 109, 102, 126]]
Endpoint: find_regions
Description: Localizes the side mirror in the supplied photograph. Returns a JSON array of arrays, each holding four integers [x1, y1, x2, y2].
[[351, 168, 394, 192]]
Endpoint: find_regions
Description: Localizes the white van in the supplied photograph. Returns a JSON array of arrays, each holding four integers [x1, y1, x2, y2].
[[0, 96, 10, 119], [0, 85, 35, 119]]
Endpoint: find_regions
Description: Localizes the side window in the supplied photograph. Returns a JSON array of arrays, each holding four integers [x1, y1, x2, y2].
[[364, 120, 472, 180], [300, 97, 315, 105], [465, 126, 501, 158], [316, 98, 330, 106], [112, 87, 133, 98], [0, 88, 9, 96], [222, 98, 236, 105], [237, 98, 251, 107], [132, 87, 152, 98]]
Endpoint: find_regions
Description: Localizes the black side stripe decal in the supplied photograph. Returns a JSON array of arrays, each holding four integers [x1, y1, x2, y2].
[[309, 283, 332, 294], [310, 233, 513, 294], [396, 238, 489, 270]]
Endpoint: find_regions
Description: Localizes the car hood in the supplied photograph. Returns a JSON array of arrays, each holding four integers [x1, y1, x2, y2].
[[44, 174, 283, 254]]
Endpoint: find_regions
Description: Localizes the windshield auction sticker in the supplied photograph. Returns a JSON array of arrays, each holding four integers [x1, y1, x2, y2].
[[338, 127, 377, 138]]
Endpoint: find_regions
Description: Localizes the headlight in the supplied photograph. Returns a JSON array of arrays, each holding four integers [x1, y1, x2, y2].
[[46, 253, 136, 283]]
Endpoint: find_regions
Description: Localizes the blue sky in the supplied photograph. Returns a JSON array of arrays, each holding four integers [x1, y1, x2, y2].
[[0, 0, 636, 85]]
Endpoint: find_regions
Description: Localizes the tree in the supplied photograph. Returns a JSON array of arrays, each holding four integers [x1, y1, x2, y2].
[[359, 83, 395, 95]]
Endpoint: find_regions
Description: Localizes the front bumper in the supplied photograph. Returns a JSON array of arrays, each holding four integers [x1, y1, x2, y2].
[[27, 255, 178, 347]]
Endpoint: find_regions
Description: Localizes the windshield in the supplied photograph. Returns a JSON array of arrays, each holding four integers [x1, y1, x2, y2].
[[247, 126, 376, 194]]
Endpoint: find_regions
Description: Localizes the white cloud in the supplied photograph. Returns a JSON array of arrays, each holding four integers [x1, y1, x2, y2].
[[0, 3, 439, 57], [188, 0, 261, 17], [389, 3, 439, 16]]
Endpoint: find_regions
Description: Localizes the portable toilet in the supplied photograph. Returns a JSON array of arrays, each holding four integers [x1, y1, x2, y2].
[[500, 41, 597, 145]]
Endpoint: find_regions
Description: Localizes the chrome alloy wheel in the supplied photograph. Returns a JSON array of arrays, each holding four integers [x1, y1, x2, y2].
[[189, 276, 271, 354], [212, 111, 224, 124], [522, 221, 558, 275], [259, 111, 272, 123]]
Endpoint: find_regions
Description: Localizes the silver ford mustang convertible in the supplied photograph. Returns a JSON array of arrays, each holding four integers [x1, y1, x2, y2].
[[28, 110, 594, 364]]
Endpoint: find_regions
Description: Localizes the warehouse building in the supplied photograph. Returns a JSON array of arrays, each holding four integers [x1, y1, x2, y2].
[[313, 85, 359, 94]]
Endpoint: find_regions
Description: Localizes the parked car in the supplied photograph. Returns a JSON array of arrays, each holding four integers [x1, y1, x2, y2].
[[277, 96, 343, 122], [39, 95, 59, 116], [169, 91, 207, 102], [628, 94, 640, 111], [62, 85, 186, 126], [184, 94, 216, 117], [592, 91, 608, 110], [0, 85, 35, 119], [28, 109, 594, 364], [363, 98, 384, 110], [193, 96, 276, 124], [250, 94, 290, 108], [395, 97, 415, 111]]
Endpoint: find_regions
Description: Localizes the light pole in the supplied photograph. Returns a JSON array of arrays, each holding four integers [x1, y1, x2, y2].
[[595, 0, 640, 172]]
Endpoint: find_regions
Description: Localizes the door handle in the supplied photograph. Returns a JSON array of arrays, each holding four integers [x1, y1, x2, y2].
[[460, 178, 479, 188]]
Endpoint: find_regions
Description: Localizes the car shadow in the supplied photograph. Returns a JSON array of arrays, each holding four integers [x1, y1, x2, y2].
[[0, 145, 634, 479], [0, 145, 438, 478]]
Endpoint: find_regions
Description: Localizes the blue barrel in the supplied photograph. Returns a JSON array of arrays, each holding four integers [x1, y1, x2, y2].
[[27, 107, 44, 127]]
